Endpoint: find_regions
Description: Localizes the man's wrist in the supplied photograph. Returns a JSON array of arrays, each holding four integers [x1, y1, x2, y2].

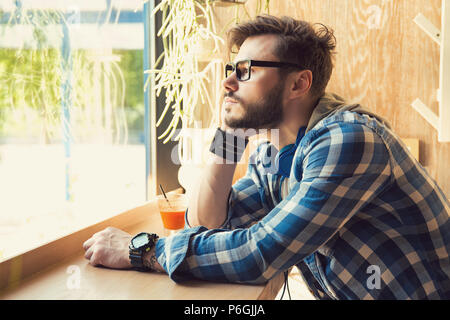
[[209, 127, 249, 163], [142, 242, 165, 273]]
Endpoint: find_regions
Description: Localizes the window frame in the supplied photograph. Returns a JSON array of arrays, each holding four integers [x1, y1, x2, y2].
[[0, 0, 181, 277]]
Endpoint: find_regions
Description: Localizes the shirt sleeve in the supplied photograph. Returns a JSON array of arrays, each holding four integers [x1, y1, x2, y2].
[[220, 141, 278, 230], [183, 141, 273, 230], [155, 122, 392, 284]]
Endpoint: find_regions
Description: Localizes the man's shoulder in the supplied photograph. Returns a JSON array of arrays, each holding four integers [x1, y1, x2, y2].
[[295, 110, 394, 169], [312, 110, 387, 132], [303, 110, 392, 147]]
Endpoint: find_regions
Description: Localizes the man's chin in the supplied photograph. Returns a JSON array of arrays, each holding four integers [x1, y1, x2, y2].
[[224, 120, 248, 131], [224, 113, 282, 131], [224, 121, 276, 132]]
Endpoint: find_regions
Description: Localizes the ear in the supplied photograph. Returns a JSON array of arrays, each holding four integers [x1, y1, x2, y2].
[[288, 70, 313, 100]]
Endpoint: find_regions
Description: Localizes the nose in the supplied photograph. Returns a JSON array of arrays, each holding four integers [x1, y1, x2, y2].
[[222, 72, 238, 93]]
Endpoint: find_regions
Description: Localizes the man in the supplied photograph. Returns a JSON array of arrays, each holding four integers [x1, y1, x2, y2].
[[83, 15, 450, 299]]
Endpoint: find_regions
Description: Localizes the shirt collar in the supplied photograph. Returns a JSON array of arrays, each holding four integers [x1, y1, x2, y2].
[[275, 126, 307, 178]]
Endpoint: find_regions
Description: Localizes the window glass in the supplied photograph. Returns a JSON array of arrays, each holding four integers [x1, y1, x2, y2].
[[0, 0, 146, 261]]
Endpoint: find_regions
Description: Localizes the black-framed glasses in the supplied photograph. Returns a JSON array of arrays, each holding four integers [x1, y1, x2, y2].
[[225, 59, 304, 81]]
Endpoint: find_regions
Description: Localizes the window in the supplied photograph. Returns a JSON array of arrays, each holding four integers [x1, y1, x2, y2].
[[0, 0, 147, 261]]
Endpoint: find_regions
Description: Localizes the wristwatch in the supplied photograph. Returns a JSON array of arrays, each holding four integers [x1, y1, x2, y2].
[[129, 232, 159, 271]]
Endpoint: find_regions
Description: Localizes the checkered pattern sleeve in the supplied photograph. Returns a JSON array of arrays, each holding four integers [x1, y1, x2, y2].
[[219, 141, 276, 230], [155, 122, 392, 284], [183, 141, 272, 230]]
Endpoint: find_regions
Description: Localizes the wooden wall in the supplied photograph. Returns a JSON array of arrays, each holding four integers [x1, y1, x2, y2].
[[212, 0, 450, 197]]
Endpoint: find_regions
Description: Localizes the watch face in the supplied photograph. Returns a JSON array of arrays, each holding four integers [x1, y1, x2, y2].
[[132, 234, 148, 249]]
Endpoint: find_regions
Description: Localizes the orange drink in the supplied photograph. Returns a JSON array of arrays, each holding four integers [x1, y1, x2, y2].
[[159, 209, 185, 230], [157, 193, 187, 235]]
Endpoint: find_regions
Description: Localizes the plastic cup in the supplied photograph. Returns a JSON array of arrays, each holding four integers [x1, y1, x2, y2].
[[157, 193, 187, 236]]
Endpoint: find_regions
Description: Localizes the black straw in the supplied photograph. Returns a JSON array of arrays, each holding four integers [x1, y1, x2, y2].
[[159, 184, 172, 207]]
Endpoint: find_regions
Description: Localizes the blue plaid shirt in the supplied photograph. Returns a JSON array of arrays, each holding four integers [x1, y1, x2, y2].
[[155, 94, 450, 300]]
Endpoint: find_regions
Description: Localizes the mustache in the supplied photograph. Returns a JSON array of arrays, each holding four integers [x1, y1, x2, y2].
[[223, 92, 242, 103]]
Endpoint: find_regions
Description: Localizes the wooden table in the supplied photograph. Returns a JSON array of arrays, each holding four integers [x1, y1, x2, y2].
[[0, 199, 284, 300]]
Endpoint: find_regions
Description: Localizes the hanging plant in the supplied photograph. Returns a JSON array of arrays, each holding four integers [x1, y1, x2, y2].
[[144, 0, 224, 144], [145, 0, 271, 144]]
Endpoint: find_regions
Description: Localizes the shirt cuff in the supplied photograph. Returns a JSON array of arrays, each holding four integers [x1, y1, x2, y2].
[[155, 225, 206, 283]]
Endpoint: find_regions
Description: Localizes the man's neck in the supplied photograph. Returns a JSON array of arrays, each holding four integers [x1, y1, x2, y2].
[[269, 98, 317, 150]]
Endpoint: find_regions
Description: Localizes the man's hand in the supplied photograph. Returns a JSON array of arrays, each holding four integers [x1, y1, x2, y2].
[[83, 227, 132, 269]]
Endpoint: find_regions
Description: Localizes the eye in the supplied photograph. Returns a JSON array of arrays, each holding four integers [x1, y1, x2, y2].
[[239, 66, 248, 77], [236, 61, 250, 79]]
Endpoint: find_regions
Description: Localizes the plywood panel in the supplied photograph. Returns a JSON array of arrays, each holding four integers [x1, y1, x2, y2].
[[213, 0, 449, 197]]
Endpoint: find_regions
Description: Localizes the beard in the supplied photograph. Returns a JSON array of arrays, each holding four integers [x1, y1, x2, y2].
[[223, 81, 285, 130]]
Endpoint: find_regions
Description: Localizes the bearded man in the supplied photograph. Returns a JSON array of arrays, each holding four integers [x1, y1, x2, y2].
[[83, 15, 450, 300]]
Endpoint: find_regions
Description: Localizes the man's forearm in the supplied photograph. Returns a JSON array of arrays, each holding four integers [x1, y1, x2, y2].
[[187, 153, 237, 229]]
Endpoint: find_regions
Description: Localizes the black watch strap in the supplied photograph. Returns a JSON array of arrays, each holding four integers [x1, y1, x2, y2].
[[129, 248, 149, 271]]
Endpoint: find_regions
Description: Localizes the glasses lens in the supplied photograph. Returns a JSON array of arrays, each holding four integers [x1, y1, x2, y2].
[[225, 63, 234, 78], [236, 60, 250, 81]]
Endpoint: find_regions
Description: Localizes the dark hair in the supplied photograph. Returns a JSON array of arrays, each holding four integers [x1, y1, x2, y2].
[[227, 15, 336, 99]]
